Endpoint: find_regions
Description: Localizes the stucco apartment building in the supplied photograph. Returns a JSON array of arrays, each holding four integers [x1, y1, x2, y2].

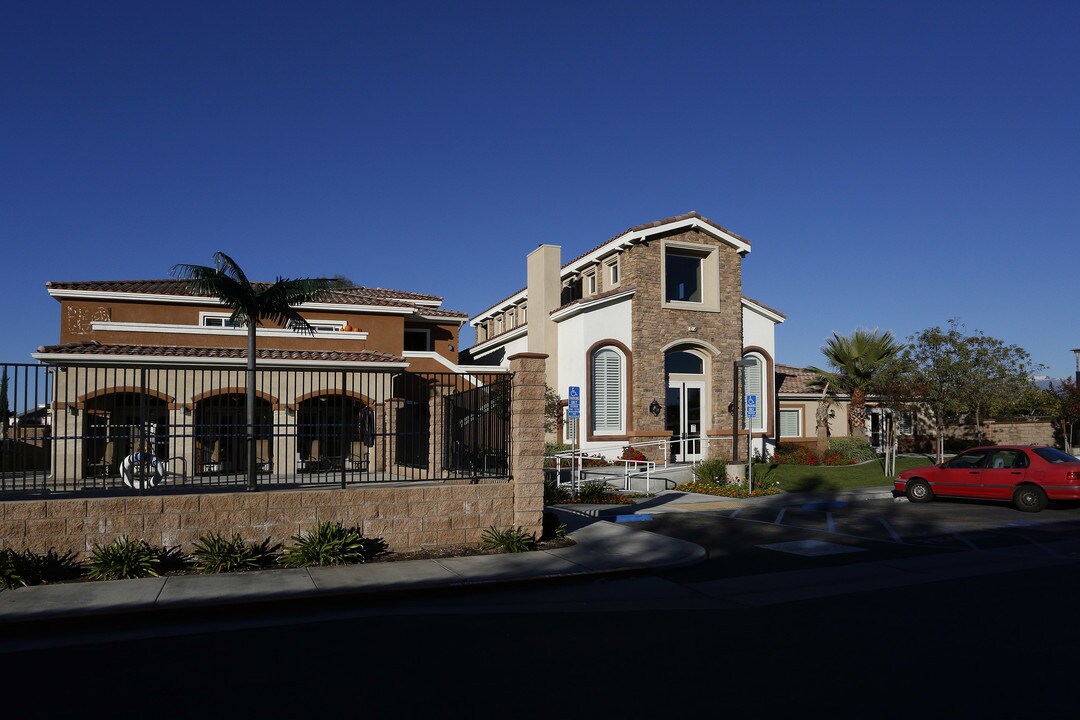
[[461, 212, 785, 463], [32, 280, 488, 483]]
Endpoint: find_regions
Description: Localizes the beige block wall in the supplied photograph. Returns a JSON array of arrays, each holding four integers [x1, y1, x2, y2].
[[0, 482, 516, 556]]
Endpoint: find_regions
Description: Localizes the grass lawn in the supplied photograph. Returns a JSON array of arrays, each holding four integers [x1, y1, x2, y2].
[[756, 456, 938, 493]]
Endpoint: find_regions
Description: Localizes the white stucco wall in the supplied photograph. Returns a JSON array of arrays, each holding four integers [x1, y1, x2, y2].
[[742, 304, 777, 360], [555, 296, 633, 455]]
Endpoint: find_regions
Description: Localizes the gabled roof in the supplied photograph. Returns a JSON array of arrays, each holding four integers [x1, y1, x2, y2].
[[472, 211, 754, 323], [33, 341, 406, 367]]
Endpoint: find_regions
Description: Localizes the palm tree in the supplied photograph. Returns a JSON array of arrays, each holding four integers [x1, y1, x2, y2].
[[171, 252, 346, 490], [807, 328, 903, 441]]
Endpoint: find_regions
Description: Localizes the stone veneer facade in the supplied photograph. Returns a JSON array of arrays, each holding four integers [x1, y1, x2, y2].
[[0, 354, 546, 557], [621, 228, 743, 460]]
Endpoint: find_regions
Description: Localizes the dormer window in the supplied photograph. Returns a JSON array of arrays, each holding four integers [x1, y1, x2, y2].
[[585, 270, 597, 296], [507, 309, 516, 329], [606, 257, 620, 287]]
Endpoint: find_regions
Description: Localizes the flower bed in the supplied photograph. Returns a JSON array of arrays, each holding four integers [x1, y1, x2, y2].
[[678, 479, 781, 498]]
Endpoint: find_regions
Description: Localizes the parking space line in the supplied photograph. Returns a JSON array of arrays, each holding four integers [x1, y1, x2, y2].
[[878, 518, 904, 543], [943, 524, 980, 550], [826, 512, 836, 533], [729, 508, 741, 519], [773, 508, 786, 525]]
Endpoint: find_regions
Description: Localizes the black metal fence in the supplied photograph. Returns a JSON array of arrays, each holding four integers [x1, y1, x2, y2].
[[0, 362, 512, 498]]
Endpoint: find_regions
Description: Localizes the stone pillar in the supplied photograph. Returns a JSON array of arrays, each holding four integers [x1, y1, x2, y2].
[[168, 407, 193, 479], [508, 352, 546, 537], [427, 384, 453, 478]]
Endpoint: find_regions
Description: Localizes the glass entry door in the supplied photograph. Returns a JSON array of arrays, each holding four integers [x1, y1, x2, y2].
[[666, 381, 704, 462]]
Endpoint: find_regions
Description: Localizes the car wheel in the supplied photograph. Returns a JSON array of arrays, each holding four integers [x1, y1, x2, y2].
[[906, 478, 933, 503], [1013, 484, 1048, 513]]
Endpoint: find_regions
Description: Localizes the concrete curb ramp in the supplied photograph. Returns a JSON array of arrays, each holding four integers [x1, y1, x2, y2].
[[0, 521, 705, 625]]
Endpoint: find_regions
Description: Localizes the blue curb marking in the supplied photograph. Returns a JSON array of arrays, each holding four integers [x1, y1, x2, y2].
[[614, 514, 653, 523], [801, 501, 850, 511]]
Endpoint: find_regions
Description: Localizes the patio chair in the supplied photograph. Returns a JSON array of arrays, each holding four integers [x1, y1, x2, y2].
[[88, 440, 117, 478], [204, 439, 225, 474], [297, 439, 321, 472], [255, 438, 272, 473], [346, 441, 369, 471]]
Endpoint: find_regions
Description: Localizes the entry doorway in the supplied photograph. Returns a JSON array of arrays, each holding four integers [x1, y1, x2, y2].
[[667, 380, 704, 462]]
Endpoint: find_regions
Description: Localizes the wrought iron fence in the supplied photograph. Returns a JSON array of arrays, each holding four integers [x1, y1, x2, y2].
[[0, 362, 512, 498]]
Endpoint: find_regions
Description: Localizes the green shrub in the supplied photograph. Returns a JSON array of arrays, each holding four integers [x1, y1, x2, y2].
[[693, 459, 729, 485], [87, 537, 180, 580], [481, 526, 536, 553], [544, 476, 571, 504], [828, 437, 878, 463], [192, 533, 281, 574], [575, 479, 615, 502], [281, 521, 386, 567]]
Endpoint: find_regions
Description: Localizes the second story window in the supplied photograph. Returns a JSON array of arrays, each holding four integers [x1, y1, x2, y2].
[[585, 271, 597, 296], [507, 309, 516, 329], [404, 328, 432, 351], [665, 251, 703, 303], [202, 314, 240, 328], [607, 258, 620, 287]]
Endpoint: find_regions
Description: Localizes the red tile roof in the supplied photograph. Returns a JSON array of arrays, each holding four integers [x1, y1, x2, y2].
[[36, 341, 405, 364], [45, 280, 467, 318], [775, 364, 820, 394]]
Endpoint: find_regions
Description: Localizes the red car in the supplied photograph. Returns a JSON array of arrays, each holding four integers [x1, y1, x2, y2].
[[895, 446, 1080, 512]]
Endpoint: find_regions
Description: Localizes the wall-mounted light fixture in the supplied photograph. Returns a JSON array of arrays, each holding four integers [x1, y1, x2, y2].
[[649, 399, 661, 416]]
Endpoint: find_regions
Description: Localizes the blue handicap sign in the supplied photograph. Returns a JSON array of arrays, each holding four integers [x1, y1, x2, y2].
[[567, 386, 581, 419], [746, 394, 757, 419]]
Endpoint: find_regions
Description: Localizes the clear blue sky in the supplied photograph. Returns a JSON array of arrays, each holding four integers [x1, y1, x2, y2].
[[3, 1, 1077, 379]]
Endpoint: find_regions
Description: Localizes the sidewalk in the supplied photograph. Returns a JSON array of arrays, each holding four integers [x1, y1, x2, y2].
[[0, 518, 705, 625]]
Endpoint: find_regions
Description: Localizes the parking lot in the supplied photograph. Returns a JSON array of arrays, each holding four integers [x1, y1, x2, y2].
[[610, 493, 1080, 584]]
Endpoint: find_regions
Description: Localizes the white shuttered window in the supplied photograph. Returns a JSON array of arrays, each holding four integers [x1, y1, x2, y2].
[[591, 348, 623, 433], [779, 409, 800, 437], [742, 356, 764, 431]]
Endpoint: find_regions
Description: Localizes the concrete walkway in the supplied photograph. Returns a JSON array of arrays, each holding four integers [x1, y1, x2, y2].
[[0, 518, 705, 625]]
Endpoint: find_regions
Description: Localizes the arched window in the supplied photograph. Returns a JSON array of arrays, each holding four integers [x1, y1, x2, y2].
[[665, 350, 703, 375], [591, 347, 624, 433], [741, 354, 765, 431]]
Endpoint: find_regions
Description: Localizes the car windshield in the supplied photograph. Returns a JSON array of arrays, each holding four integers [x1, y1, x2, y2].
[[1033, 447, 1080, 464]]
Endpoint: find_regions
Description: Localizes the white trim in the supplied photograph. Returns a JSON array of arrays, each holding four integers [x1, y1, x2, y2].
[[464, 324, 528, 355], [659, 337, 723, 355], [417, 314, 467, 324], [550, 288, 635, 322], [91, 320, 369, 341], [31, 352, 409, 370], [402, 351, 509, 385], [741, 297, 786, 324]]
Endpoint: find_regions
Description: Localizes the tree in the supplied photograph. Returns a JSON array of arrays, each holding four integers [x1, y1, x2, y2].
[[1050, 379, 1080, 454], [807, 328, 903, 441], [171, 252, 346, 490], [889, 319, 1046, 462]]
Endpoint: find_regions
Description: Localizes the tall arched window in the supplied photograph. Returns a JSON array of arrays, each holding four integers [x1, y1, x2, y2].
[[591, 347, 624, 433], [741, 354, 765, 431]]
